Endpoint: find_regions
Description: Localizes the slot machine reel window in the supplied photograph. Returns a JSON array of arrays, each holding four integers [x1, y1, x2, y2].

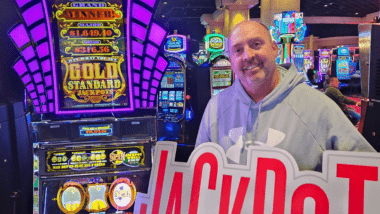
[[212, 69, 232, 87], [157, 70, 185, 121]]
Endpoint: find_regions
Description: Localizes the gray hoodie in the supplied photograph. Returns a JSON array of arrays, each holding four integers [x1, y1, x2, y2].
[[195, 64, 375, 171]]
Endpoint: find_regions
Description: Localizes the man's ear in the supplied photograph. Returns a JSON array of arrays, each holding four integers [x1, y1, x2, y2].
[[271, 41, 278, 57]]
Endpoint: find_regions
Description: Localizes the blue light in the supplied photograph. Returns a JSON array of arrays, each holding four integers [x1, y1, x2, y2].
[[186, 108, 193, 121]]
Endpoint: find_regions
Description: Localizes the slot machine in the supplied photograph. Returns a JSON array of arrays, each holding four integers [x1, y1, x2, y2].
[[303, 49, 313, 71], [204, 33, 233, 96], [315, 49, 331, 83], [8, 0, 170, 213], [292, 44, 305, 72], [157, 34, 187, 143], [349, 47, 361, 77], [336, 47, 351, 80], [270, 11, 306, 66]]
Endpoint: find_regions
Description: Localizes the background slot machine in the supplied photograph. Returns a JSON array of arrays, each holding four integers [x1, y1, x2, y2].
[[336, 47, 351, 81], [204, 32, 233, 96], [8, 0, 170, 213], [276, 44, 284, 64], [211, 59, 233, 96], [270, 11, 306, 66], [349, 47, 361, 77], [292, 44, 305, 72], [303, 49, 313, 71], [315, 49, 331, 84], [157, 34, 187, 143]]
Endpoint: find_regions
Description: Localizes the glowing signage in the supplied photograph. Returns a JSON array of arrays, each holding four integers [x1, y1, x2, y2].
[[79, 124, 113, 137], [204, 34, 225, 52], [270, 11, 306, 43], [319, 49, 330, 57], [46, 146, 145, 172], [304, 49, 311, 58], [51, 0, 132, 113], [338, 47, 350, 56], [164, 35, 187, 53]]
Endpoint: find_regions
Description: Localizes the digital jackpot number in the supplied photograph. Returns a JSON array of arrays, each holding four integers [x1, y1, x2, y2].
[[73, 45, 111, 54], [67, 29, 114, 38]]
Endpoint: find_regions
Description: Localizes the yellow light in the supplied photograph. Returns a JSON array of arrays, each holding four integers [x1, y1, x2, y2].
[[232, 13, 245, 27]]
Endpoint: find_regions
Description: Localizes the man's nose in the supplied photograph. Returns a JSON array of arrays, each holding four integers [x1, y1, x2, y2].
[[243, 47, 255, 61]]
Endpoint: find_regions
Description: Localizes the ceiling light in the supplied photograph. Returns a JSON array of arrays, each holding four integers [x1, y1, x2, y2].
[[324, 5, 328, 7], [329, 3, 332, 5], [162, 15, 165, 17], [355, 12, 359, 15], [163, 2, 167, 4]]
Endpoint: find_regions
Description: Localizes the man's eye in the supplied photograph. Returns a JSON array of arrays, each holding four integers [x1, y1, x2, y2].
[[253, 42, 261, 47], [235, 48, 242, 53]]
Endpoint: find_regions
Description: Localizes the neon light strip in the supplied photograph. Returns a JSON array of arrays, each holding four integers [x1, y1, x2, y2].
[[41, 0, 57, 113], [42, 0, 134, 114]]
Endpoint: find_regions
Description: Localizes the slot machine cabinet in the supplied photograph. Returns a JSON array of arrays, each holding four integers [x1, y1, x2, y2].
[[292, 44, 305, 73], [313, 49, 331, 85], [157, 55, 187, 143], [0, 103, 17, 214], [270, 11, 306, 66], [7, 0, 170, 213], [336, 47, 351, 81], [203, 33, 233, 97], [358, 23, 380, 150], [157, 33, 188, 144], [303, 49, 313, 72]]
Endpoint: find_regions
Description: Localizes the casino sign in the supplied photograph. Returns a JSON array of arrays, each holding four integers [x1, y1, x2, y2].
[[8, 0, 170, 114]]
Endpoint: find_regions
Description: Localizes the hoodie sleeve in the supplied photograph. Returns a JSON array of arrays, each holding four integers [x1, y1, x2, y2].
[[195, 101, 212, 148], [316, 100, 375, 152]]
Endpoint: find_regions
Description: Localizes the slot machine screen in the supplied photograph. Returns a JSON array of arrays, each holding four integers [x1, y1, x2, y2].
[[48, 0, 133, 113]]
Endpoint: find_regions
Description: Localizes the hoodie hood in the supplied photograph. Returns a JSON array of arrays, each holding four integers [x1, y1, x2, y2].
[[234, 63, 306, 109]]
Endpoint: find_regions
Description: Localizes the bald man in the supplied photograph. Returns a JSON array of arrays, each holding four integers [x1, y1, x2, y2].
[[195, 21, 375, 171]]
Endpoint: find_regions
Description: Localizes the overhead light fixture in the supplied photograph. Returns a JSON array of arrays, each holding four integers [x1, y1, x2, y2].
[[355, 12, 359, 15], [330, 3, 332, 5], [164, 2, 167, 4], [162, 15, 165, 17], [324, 5, 328, 7]]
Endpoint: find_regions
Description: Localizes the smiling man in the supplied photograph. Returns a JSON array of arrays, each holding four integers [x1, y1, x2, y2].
[[195, 21, 375, 171]]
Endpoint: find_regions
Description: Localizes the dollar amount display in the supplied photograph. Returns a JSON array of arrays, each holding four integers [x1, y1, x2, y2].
[[64, 28, 117, 38], [70, 45, 113, 55]]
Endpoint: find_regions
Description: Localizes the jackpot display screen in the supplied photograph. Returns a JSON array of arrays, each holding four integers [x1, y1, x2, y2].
[[211, 69, 232, 88], [49, 0, 132, 112]]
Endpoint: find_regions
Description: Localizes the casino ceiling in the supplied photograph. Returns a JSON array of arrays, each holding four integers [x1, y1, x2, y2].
[[153, 0, 379, 42]]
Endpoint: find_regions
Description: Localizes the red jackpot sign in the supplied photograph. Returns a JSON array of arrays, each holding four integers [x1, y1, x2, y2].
[[135, 142, 380, 213]]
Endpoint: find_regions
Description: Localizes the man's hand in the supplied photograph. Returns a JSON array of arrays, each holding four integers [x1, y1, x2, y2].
[[356, 101, 361, 107]]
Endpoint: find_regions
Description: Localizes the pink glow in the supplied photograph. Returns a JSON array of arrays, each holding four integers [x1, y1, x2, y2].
[[22, 3, 44, 26], [133, 57, 142, 70], [28, 60, 39, 72], [21, 46, 36, 61], [148, 23, 166, 46], [9, 24, 30, 48], [13, 59, 28, 76]]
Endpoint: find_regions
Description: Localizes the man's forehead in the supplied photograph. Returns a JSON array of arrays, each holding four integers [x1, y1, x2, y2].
[[229, 22, 271, 45]]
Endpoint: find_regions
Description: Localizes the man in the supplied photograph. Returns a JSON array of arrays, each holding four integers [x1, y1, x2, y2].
[[195, 21, 375, 171], [324, 77, 361, 125]]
